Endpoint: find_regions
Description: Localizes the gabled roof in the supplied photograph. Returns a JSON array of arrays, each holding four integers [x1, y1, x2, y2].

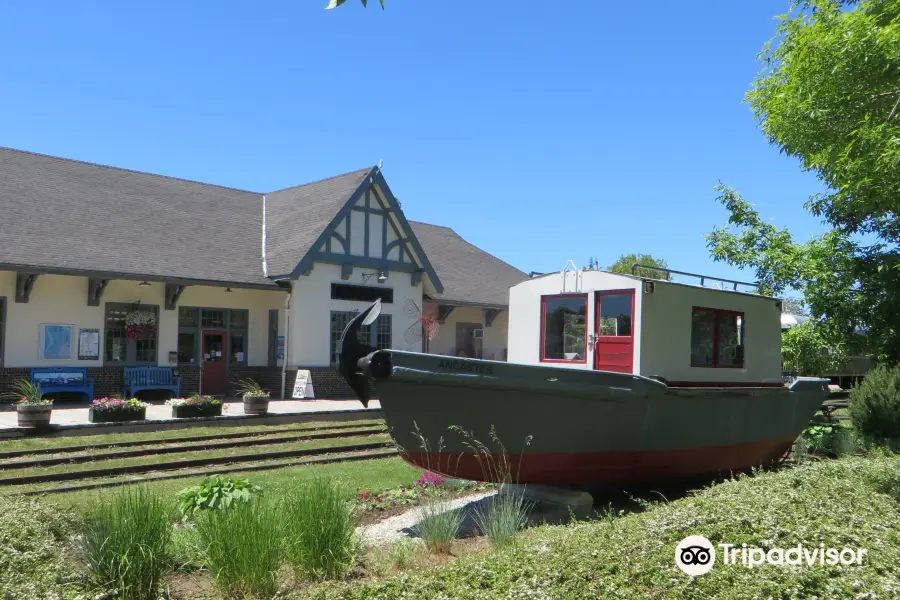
[[0, 147, 275, 287], [411, 222, 528, 308], [264, 167, 374, 277]]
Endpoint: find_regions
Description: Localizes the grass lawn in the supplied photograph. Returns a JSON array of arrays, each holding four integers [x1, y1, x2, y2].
[[33, 456, 420, 513], [309, 453, 900, 600], [0, 418, 385, 454]]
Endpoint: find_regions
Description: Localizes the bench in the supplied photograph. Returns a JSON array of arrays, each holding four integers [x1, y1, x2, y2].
[[124, 367, 181, 399], [30, 367, 95, 401]]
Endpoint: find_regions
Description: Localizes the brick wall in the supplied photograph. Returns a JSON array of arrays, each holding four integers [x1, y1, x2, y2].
[[228, 366, 368, 399]]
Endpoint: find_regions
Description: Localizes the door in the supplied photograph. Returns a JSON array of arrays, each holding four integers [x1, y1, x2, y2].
[[202, 330, 227, 395], [455, 322, 481, 358], [594, 290, 635, 373]]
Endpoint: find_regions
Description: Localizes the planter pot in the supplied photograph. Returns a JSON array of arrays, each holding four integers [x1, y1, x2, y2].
[[88, 406, 147, 423], [17, 404, 52, 428], [171, 403, 223, 419], [243, 396, 270, 416]]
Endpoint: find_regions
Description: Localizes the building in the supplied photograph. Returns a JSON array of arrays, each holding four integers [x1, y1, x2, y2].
[[0, 147, 527, 399]]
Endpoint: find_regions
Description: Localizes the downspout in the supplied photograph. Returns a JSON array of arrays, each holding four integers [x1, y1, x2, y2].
[[281, 291, 291, 399], [261, 195, 269, 277]]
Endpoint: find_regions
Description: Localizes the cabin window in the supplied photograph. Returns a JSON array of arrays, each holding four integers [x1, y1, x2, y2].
[[598, 293, 633, 336], [541, 295, 587, 362], [690, 307, 744, 368]]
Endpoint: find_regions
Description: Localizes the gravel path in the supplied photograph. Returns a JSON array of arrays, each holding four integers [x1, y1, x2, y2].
[[358, 490, 496, 546]]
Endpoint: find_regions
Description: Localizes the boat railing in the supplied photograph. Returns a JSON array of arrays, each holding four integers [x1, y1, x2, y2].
[[631, 263, 760, 293]]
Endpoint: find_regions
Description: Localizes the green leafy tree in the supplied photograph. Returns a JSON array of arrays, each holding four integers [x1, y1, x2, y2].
[[782, 321, 848, 376], [707, 0, 900, 361], [607, 253, 672, 280]]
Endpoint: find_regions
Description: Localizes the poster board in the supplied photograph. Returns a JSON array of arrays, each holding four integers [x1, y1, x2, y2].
[[78, 328, 100, 360], [291, 369, 315, 399], [39, 324, 74, 360]]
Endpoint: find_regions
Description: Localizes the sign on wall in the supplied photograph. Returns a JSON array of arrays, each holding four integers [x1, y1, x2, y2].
[[292, 369, 315, 399], [39, 324, 74, 360], [77, 328, 101, 360]]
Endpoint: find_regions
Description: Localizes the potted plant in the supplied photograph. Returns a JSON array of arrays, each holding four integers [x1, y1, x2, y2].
[[88, 397, 149, 423], [5, 378, 53, 428], [236, 378, 270, 416], [166, 395, 223, 419]]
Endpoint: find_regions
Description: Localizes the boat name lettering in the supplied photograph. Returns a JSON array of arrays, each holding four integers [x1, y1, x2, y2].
[[436, 360, 493, 375]]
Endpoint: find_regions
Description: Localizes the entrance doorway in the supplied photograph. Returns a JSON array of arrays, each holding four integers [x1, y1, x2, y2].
[[594, 290, 635, 373], [202, 330, 227, 395], [455, 322, 482, 358]]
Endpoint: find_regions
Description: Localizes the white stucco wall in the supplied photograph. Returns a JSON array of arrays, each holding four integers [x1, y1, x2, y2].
[[639, 282, 782, 383], [424, 305, 509, 360], [507, 271, 643, 371], [0, 271, 285, 368], [288, 262, 424, 367]]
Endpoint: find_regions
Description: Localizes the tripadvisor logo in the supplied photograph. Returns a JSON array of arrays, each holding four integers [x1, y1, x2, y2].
[[675, 535, 868, 575]]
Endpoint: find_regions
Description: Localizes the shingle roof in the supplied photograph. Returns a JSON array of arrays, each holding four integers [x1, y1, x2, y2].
[[0, 147, 275, 287], [264, 167, 373, 277], [410, 221, 528, 308]]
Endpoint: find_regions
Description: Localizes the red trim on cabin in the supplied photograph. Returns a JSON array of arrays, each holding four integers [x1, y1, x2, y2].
[[540, 293, 588, 364], [666, 381, 785, 388], [594, 289, 636, 374], [690, 306, 745, 369]]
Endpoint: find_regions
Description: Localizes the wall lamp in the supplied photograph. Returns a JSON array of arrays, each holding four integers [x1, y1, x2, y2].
[[362, 268, 388, 284], [138, 281, 151, 287], [643, 281, 655, 294]]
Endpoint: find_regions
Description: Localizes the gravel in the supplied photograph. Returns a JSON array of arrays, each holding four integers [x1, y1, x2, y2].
[[358, 490, 496, 546]]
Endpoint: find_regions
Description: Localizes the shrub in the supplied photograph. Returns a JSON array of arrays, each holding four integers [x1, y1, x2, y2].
[[79, 487, 173, 600], [196, 500, 282, 598], [387, 538, 419, 569], [0, 495, 79, 598], [282, 477, 358, 581], [411, 499, 465, 554], [176, 474, 263, 519], [849, 364, 900, 441], [473, 487, 532, 547]]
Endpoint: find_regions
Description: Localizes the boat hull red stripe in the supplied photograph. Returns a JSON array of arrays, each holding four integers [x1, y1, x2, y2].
[[402, 436, 796, 486]]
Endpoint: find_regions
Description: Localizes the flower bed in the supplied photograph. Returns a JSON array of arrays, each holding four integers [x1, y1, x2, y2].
[[88, 397, 149, 423], [166, 396, 223, 419], [357, 471, 487, 511]]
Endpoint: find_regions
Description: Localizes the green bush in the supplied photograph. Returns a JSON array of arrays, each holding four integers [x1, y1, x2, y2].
[[411, 499, 465, 554], [196, 500, 282, 598], [473, 488, 532, 547], [0, 495, 80, 599], [849, 364, 900, 441], [176, 474, 263, 519], [79, 487, 173, 600], [282, 476, 359, 581]]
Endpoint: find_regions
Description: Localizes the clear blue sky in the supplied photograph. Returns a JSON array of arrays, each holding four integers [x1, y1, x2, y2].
[[0, 1, 826, 282]]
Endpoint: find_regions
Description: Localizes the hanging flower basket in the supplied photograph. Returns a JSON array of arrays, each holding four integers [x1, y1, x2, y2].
[[125, 310, 156, 341]]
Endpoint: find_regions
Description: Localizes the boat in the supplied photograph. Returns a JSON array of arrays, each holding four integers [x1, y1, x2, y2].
[[337, 264, 830, 486]]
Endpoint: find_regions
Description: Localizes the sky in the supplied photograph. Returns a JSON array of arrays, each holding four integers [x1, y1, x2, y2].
[[0, 1, 828, 283]]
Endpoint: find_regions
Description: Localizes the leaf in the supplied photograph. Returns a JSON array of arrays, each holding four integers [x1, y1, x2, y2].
[[326, 0, 347, 8]]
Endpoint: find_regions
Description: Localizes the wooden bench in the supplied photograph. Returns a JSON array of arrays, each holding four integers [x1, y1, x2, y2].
[[30, 367, 95, 401], [124, 366, 180, 399]]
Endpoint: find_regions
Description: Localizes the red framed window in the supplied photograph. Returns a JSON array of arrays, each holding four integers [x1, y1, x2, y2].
[[540, 294, 588, 363], [690, 307, 745, 368]]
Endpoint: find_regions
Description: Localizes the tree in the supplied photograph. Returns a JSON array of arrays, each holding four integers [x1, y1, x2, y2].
[[707, 0, 900, 362], [326, 0, 384, 8], [782, 321, 848, 376], [607, 253, 672, 280]]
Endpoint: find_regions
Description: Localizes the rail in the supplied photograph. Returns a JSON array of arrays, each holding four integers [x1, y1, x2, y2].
[[631, 263, 760, 293]]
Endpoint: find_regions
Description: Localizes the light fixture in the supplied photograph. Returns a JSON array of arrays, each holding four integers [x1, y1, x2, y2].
[[362, 268, 388, 284], [138, 281, 150, 287], [643, 281, 655, 294], [225, 287, 233, 293]]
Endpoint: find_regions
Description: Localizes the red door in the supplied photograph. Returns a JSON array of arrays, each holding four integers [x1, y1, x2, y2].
[[594, 290, 635, 373], [202, 330, 227, 395]]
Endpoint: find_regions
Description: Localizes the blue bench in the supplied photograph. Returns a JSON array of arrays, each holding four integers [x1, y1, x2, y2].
[[30, 367, 95, 401], [125, 366, 180, 399]]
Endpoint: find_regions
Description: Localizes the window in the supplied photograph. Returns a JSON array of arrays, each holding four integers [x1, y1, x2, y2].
[[0, 297, 5, 366], [541, 295, 587, 362], [179, 307, 249, 364], [329, 310, 392, 365], [691, 307, 745, 368], [267, 309, 279, 367], [331, 283, 393, 304], [597, 293, 633, 336], [105, 303, 159, 364]]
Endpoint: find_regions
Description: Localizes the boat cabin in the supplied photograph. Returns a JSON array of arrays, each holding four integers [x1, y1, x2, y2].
[[507, 265, 784, 386]]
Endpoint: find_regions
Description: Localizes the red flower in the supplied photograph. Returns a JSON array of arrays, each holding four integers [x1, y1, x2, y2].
[[376, 497, 382, 503]]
